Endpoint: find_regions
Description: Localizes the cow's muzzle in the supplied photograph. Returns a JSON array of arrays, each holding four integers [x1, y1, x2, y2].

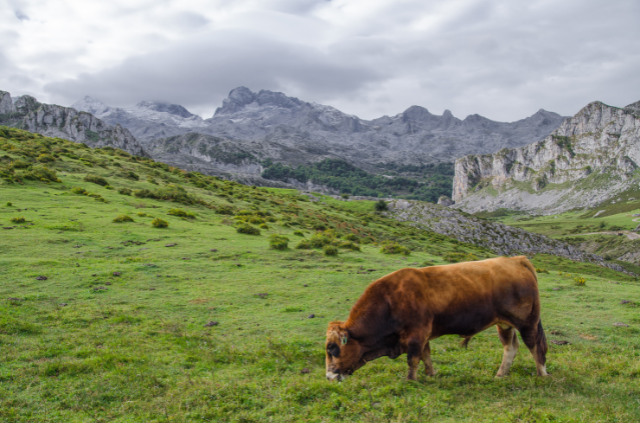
[[326, 370, 349, 381]]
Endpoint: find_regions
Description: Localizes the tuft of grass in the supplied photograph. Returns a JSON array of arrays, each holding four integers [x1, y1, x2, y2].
[[113, 215, 134, 223], [323, 245, 339, 256], [269, 234, 289, 250], [443, 252, 478, 262], [380, 241, 411, 255], [84, 173, 109, 186], [9, 216, 26, 223], [151, 218, 168, 228], [236, 223, 260, 235], [167, 208, 196, 219]]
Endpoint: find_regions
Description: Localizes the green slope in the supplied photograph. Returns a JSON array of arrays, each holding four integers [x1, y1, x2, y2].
[[1, 126, 639, 422]]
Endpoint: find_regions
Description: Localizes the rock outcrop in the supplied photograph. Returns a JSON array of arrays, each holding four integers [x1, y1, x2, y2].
[[73, 87, 567, 173], [0, 90, 146, 157], [386, 199, 631, 274], [452, 100, 640, 213]]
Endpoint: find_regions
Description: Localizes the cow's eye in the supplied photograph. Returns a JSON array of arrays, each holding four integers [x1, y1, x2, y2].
[[327, 342, 340, 357]]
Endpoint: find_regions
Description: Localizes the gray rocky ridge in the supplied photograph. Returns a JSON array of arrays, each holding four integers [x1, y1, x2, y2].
[[453, 100, 640, 214], [0, 90, 146, 156], [385, 199, 630, 274], [72, 87, 568, 175]]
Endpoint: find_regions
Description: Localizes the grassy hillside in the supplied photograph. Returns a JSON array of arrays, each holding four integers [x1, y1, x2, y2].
[[1, 127, 640, 422]]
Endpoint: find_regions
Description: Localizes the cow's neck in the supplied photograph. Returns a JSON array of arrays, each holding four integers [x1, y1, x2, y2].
[[345, 301, 398, 348]]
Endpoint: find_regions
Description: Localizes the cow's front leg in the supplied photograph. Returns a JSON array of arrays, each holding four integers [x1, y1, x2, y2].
[[421, 342, 436, 376], [406, 339, 424, 381]]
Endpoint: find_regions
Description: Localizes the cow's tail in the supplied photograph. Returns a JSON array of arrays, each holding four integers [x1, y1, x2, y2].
[[536, 319, 548, 365]]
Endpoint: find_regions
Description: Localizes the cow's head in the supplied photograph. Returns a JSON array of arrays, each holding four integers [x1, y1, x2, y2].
[[325, 321, 364, 381]]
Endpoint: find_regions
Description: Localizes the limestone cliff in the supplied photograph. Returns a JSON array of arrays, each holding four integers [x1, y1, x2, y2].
[[0, 90, 146, 157], [452, 100, 640, 213]]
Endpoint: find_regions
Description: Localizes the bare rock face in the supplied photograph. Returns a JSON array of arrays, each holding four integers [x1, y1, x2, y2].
[[0, 90, 146, 157], [0, 91, 13, 114], [453, 100, 640, 213], [437, 196, 455, 207]]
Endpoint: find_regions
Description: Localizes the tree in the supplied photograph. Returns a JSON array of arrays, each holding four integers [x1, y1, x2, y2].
[[374, 200, 388, 212]]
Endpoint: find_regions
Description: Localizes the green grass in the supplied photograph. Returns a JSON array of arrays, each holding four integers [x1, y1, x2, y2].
[[1, 127, 640, 421]]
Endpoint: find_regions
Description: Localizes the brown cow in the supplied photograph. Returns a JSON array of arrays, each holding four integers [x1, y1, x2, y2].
[[325, 256, 548, 381]]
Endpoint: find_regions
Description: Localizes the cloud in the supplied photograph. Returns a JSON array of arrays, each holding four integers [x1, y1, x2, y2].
[[45, 28, 386, 117], [5, 0, 640, 121]]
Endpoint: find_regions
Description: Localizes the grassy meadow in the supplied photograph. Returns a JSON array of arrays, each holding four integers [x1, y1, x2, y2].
[[1, 128, 639, 422]]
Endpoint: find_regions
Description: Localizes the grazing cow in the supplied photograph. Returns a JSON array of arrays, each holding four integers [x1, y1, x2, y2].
[[325, 256, 548, 381]]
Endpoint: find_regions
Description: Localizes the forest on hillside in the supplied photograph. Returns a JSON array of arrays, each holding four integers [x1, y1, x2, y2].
[[261, 158, 454, 202]]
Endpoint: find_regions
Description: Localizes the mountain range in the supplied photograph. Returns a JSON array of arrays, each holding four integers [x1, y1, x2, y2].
[[72, 87, 568, 175]]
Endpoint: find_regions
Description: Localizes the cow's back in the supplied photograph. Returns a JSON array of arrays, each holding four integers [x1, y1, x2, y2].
[[351, 256, 539, 337]]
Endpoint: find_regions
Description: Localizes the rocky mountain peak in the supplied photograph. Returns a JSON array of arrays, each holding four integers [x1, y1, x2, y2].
[[624, 100, 640, 116], [214, 87, 305, 117], [13, 95, 41, 115], [71, 96, 111, 117], [135, 101, 194, 118]]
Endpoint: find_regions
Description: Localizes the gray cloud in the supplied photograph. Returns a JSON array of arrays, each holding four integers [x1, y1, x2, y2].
[[45, 29, 386, 117], [13, 0, 640, 121]]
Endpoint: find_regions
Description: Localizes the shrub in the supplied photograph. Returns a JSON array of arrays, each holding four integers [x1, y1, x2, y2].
[[380, 242, 411, 255], [309, 233, 332, 248], [137, 212, 147, 217], [84, 174, 109, 186], [323, 245, 339, 256], [71, 186, 87, 195], [236, 223, 260, 235], [117, 187, 132, 196], [104, 185, 113, 190], [573, 276, 586, 286], [6, 202, 12, 207], [248, 216, 265, 224], [259, 224, 269, 229], [293, 230, 304, 237], [113, 215, 134, 223], [374, 200, 388, 212], [134, 184, 199, 204], [151, 218, 168, 228], [168, 208, 196, 219], [339, 241, 361, 251], [442, 252, 477, 262], [343, 233, 359, 242], [295, 240, 312, 249], [10, 216, 26, 223], [269, 234, 289, 250], [216, 205, 235, 215], [535, 267, 549, 274], [20, 166, 61, 183], [119, 170, 139, 180], [37, 154, 55, 163]]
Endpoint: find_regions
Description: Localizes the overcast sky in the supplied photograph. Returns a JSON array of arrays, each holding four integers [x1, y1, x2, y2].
[[1, 0, 639, 121]]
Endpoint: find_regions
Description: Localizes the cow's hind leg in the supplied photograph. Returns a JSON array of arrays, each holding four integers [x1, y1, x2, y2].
[[496, 324, 519, 377], [421, 342, 436, 376], [519, 320, 549, 376]]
